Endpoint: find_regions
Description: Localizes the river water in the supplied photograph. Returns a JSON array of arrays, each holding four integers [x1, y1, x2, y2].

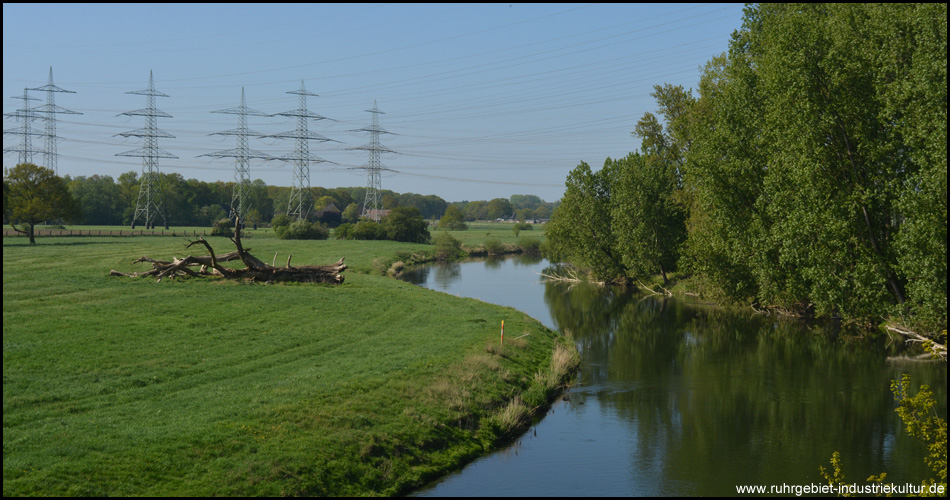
[[400, 256, 946, 497]]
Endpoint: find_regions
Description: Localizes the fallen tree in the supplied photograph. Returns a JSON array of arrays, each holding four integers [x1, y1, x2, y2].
[[110, 218, 346, 284]]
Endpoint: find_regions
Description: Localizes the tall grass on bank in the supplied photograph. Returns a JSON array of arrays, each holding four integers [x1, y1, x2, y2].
[[3, 235, 568, 496]]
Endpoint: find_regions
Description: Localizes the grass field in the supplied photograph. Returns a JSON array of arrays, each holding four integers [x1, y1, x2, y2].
[[2, 230, 572, 496]]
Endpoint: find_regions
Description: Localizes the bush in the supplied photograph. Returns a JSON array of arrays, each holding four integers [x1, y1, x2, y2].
[[484, 238, 505, 256], [210, 218, 234, 237], [276, 220, 329, 240], [519, 237, 542, 256], [351, 220, 386, 240], [434, 232, 465, 261], [383, 206, 430, 243], [334, 222, 354, 240], [271, 213, 293, 236], [438, 205, 468, 231]]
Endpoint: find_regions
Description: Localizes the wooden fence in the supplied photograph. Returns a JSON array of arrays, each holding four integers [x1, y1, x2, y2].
[[2, 229, 215, 238]]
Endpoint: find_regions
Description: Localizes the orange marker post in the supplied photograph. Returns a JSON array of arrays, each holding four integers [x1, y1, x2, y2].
[[501, 320, 505, 345]]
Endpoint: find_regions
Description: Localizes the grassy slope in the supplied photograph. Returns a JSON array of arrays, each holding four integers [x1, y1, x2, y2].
[[2, 232, 568, 496]]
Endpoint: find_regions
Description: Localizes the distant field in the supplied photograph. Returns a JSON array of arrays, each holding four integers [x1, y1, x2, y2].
[[431, 221, 546, 247], [2, 234, 569, 496]]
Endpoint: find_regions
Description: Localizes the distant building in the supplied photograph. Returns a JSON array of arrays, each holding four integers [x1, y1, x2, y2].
[[362, 208, 391, 222], [314, 202, 342, 226]]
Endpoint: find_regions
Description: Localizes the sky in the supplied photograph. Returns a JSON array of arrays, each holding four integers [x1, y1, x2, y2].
[[3, 3, 746, 203]]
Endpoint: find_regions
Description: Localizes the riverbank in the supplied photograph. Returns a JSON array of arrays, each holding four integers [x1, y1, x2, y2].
[[2, 235, 574, 496]]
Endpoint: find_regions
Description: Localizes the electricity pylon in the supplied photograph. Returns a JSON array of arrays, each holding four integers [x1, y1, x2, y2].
[[116, 71, 176, 229], [348, 101, 396, 222], [265, 81, 337, 220], [29, 67, 82, 174], [199, 87, 275, 223], [3, 88, 43, 165]]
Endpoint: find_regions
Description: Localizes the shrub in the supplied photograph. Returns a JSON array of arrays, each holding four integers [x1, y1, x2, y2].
[[519, 237, 542, 256], [271, 213, 293, 237], [484, 238, 505, 256], [434, 232, 465, 261], [210, 218, 234, 237], [276, 220, 329, 240], [439, 205, 468, 231], [383, 206, 430, 243], [334, 222, 354, 240], [351, 220, 386, 240]]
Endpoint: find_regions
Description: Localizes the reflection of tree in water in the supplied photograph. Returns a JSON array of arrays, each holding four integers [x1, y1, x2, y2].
[[512, 254, 544, 267], [398, 266, 428, 286], [484, 256, 504, 269], [432, 262, 462, 289], [543, 279, 947, 495]]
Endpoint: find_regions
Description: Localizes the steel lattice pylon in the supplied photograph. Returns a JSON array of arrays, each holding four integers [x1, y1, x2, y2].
[[199, 88, 275, 223], [116, 71, 177, 229], [348, 101, 396, 222], [265, 81, 337, 221], [29, 67, 82, 175], [3, 88, 43, 165]]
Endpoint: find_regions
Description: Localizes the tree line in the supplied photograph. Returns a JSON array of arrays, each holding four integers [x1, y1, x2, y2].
[[546, 3, 946, 335], [3, 163, 557, 228]]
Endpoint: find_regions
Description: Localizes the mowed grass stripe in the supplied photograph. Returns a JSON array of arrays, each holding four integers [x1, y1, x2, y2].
[[3, 235, 565, 496]]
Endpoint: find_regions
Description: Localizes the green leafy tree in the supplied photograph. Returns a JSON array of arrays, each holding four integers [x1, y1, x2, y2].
[[670, 3, 945, 330], [67, 174, 122, 225], [351, 220, 386, 240], [314, 195, 336, 211], [117, 171, 139, 226], [3, 179, 10, 224], [271, 213, 292, 235], [438, 205, 467, 230], [882, 3, 948, 334], [276, 220, 329, 240], [210, 218, 234, 237], [433, 232, 464, 261], [342, 203, 361, 223], [486, 198, 513, 220], [546, 161, 627, 283], [382, 206, 430, 243], [6, 163, 81, 244], [249, 179, 274, 223], [611, 153, 686, 284]]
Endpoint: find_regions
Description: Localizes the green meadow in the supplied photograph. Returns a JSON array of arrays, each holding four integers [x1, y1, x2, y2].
[[2, 228, 572, 496]]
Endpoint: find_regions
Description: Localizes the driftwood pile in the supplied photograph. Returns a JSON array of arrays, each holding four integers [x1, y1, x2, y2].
[[109, 218, 345, 284]]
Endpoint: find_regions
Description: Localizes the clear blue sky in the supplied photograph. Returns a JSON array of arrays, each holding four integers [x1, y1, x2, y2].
[[3, 3, 746, 203]]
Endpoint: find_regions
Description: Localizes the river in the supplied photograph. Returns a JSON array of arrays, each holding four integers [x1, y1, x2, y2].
[[400, 256, 946, 497]]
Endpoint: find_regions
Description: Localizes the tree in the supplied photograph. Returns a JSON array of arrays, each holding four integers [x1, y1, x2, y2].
[[342, 203, 361, 223], [117, 171, 139, 226], [382, 206, 430, 243], [6, 163, 81, 244], [611, 153, 685, 284], [486, 198, 513, 220], [68, 175, 122, 225], [545, 161, 627, 283], [438, 205, 468, 230], [2, 179, 10, 224], [672, 3, 945, 329], [381, 193, 399, 210]]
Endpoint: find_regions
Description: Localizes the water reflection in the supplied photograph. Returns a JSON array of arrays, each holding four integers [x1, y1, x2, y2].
[[407, 258, 946, 496]]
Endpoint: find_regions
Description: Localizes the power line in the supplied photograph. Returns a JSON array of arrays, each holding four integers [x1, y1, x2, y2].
[[199, 87, 276, 222], [28, 67, 82, 174], [3, 88, 43, 164], [348, 100, 396, 222], [116, 71, 176, 229], [264, 81, 337, 220]]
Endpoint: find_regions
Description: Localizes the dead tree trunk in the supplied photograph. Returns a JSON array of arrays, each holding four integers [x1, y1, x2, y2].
[[110, 217, 346, 284]]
